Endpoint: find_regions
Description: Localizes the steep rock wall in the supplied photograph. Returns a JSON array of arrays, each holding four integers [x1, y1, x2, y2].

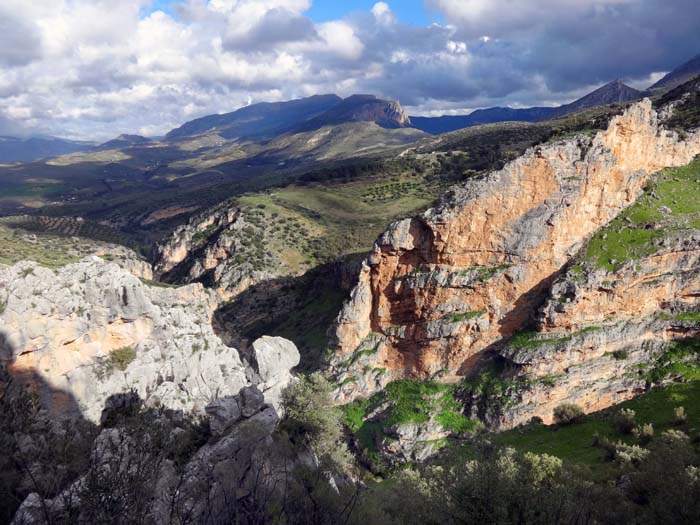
[[332, 99, 700, 403], [483, 235, 700, 428]]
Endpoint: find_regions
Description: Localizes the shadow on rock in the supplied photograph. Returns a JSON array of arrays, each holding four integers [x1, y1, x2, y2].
[[214, 255, 363, 373]]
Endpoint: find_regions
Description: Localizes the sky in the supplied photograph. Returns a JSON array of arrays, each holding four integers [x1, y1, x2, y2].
[[0, 0, 699, 140]]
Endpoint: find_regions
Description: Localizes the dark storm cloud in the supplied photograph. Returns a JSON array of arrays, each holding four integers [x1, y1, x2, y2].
[[223, 8, 319, 51], [429, 0, 700, 94], [0, 8, 42, 67]]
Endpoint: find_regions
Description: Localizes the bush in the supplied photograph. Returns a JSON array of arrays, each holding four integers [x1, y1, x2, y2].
[[553, 403, 585, 425], [634, 423, 655, 445], [612, 408, 637, 435], [660, 429, 690, 444], [673, 406, 688, 425], [281, 372, 352, 470], [613, 442, 650, 466]]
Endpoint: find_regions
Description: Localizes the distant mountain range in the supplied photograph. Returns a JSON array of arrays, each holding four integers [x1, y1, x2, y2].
[[2, 53, 698, 163], [0, 136, 95, 163], [411, 79, 644, 134], [166, 94, 411, 142], [412, 54, 700, 135]]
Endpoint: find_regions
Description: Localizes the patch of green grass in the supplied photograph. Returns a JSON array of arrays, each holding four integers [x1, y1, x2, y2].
[[586, 159, 700, 271], [342, 379, 478, 469], [659, 311, 700, 322], [448, 311, 485, 323], [508, 326, 603, 355], [610, 350, 629, 360], [509, 331, 573, 351], [645, 337, 700, 384], [489, 381, 700, 479], [475, 264, 512, 281], [96, 346, 137, 379], [108, 346, 137, 372]]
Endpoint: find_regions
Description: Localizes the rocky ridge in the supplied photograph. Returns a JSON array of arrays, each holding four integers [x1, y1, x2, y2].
[[153, 202, 304, 299], [11, 383, 312, 525], [0, 256, 300, 422], [331, 98, 700, 426]]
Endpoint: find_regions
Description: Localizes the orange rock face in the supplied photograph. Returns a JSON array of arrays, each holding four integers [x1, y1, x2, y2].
[[332, 100, 700, 404]]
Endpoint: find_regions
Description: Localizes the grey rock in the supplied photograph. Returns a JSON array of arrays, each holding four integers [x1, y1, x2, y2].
[[251, 336, 300, 383], [0, 257, 254, 422], [239, 386, 265, 417], [205, 396, 242, 435]]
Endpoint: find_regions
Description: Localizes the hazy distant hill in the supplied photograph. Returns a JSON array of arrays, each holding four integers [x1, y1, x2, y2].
[[96, 134, 152, 151], [411, 107, 555, 134], [649, 53, 700, 93], [412, 79, 642, 134], [0, 136, 94, 163]]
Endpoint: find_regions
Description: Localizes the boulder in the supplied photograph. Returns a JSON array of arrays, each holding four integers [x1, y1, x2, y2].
[[251, 336, 300, 383], [205, 396, 242, 435]]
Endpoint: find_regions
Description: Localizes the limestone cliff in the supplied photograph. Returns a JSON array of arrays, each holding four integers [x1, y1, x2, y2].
[[0, 257, 299, 422], [153, 203, 290, 299], [332, 98, 700, 413]]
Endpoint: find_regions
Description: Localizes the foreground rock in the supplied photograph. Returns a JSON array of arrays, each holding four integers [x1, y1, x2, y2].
[[12, 386, 313, 525], [331, 97, 700, 424], [0, 257, 300, 422]]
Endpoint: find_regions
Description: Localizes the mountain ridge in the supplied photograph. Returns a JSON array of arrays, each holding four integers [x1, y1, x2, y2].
[[411, 79, 643, 134], [650, 53, 700, 93], [165, 94, 411, 142]]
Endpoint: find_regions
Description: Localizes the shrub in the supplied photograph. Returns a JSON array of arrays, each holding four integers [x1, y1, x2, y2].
[[613, 442, 650, 466], [660, 429, 690, 444], [634, 423, 655, 445], [522, 452, 563, 484], [553, 403, 585, 425], [611, 350, 628, 360], [529, 415, 544, 425], [281, 373, 352, 470], [109, 347, 137, 372], [673, 406, 688, 425], [612, 408, 637, 435]]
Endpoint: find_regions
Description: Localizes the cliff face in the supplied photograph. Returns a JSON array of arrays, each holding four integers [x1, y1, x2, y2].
[[153, 204, 275, 300], [0, 257, 299, 422], [332, 99, 700, 409]]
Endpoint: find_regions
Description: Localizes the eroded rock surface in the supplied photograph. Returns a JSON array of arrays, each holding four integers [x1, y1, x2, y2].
[[12, 386, 308, 525], [332, 99, 700, 416], [0, 257, 299, 422]]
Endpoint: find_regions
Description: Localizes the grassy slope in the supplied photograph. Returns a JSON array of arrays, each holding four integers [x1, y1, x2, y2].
[[585, 159, 700, 271], [0, 219, 113, 268], [492, 381, 700, 478], [236, 169, 439, 269]]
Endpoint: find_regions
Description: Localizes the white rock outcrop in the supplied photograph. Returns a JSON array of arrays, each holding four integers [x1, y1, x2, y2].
[[0, 257, 299, 422]]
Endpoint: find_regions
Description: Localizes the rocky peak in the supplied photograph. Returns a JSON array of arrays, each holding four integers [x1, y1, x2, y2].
[[295, 94, 412, 131], [551, 79, 642, 117]]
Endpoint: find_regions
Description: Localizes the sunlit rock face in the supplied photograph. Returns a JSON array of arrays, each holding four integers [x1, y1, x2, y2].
[[331, 99, 700, 421], [0, 257, 299, 422]]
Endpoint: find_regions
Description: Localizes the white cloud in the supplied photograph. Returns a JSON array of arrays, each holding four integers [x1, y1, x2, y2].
[[371, 2, 396, 26], [317, 21, 364, 60], [0, 0, 696, 140]]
